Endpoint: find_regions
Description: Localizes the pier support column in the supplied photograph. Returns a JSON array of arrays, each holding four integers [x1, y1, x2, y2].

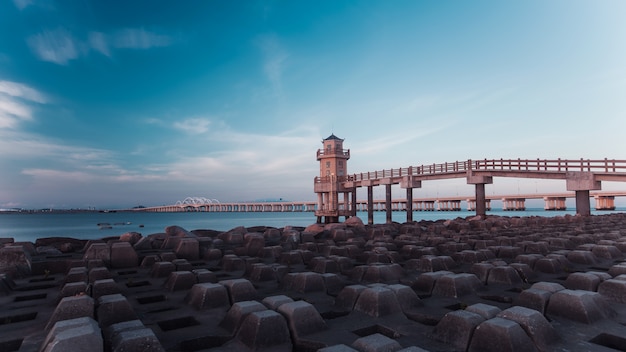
[[595, 195, 616, 210], [367, 185, 374, 225], [385, 183, 392, 224], [467, 174, 493, 217], [400, 176, 421, 223], [566, 172, 601, 216], [351, 189, 357, 216]]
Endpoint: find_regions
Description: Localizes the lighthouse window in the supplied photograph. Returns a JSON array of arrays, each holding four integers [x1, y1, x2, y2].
[[326, 161, 330, 168], [338, 161, 343, 168]]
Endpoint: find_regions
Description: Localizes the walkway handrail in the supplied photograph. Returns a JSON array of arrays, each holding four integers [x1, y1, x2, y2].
[[345, 158, 626, 183]]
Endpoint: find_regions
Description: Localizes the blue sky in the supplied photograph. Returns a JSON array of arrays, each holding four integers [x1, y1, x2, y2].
[[1, 0, 626, 209]]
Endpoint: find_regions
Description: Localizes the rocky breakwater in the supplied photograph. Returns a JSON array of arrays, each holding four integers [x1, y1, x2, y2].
[[1, 214, 626, 351]]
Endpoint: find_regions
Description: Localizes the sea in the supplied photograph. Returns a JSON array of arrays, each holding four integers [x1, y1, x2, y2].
[[1, 208, 625, 243]]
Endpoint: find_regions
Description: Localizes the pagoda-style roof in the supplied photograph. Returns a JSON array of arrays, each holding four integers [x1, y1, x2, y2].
[[324, 133, 343, 141]]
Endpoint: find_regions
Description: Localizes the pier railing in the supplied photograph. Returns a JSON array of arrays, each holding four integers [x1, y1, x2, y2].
[[342, 158, 626, 183]]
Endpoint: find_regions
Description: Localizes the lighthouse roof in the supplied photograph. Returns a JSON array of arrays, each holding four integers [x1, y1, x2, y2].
[[324, 133, 343, 141]]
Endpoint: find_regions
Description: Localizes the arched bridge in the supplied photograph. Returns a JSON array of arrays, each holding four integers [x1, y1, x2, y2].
[[314, 158, 626, 223]]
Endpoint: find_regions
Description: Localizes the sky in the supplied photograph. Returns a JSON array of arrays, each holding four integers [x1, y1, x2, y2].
[[1, 0, 626, 209]]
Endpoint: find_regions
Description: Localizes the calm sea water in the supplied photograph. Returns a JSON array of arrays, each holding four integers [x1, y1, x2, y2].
[[1, 208, 624, 243]]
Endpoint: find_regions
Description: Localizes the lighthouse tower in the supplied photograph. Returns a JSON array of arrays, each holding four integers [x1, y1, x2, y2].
[[314, 134, 354, 223]]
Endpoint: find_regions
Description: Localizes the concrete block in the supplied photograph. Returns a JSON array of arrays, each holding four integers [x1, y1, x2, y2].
[[172, 258, 193, 271], [221, 254, 245, 271], [466, 303, 502, 320], [497, 306, 559, 350], [413, 271, 453, 294], [249, 263, 276, 282], [351, 333, 403, 352], [110, 242, 138, 268], [592, 245, 622, 259], [65, 267, 88, 284], [235, 310, 292, 351], [45, 295, 95, 331], [83, 243, 110, 265], [290, 272, 326, 293], [174, 237, 200, 260], [533, 258, 562, 274], [97, 294, 138, 327], [163, 271, 197, 291], [387, 284, 423, 311], [220, 300, 268, 335], [105, 320, 145, 349], [431, 273, 483, 298], [530, 282, 564, 293], [432, 310, 484, 351], [220, 278, 258, 303], [487, 266, 523, 286], [565, 272, 601, 291], [58, 282, 88, 301], [243, 233, 265, 257], [470, 263, 494, 284], [42, 317, 103, 352], [598, 279, 626, 303], [608, 263, 626, 277], [88, 267, 112, 283], [468, 317, 537, 352], [546, 289, 614, 323], [111, 327, 165, 352], [277, 300, 327, 340], [354, 286, 402, 317], [516, 288, 552, 315], [92, 278, 120, 299], [262, 295, 294, 310], [566, 250, 596, 265], [335, 284, 367, 311], [193, 268, 217, 283], [150, 261, 175, 278], [186, 282, 230, 310], [318, 345, 358, 352]]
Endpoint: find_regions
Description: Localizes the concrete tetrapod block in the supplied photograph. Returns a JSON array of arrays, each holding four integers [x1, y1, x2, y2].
[[318, 344, 358, 352], [111, 327, 165, 352], [234, 310, 292, 351], [468, 317, 538, 352], [387, 284, 423, 311], [220, 278, 258, 303], [466, 303, 502, 320], [151, 261, 175, 278], [91, 278, 121, 299], [597, 278, 626, 303], [262, 294, 294, 310], [97, 293, 139, 327], [412, 271, 453, 294], [516, 288, 552, 315], [432, 309, 485, 351], [174, 237, 200, 260], [58, 281, 88, 301], [45, 295, 95, 331], [83, 243, 110, 265], [497, 306, 560, 350], [65, 266, 88, 283], [354, 286, 402, 317], [104, 319, 145, 349], [431, 273, 483, 298], [220, 300, 268, 335], [110, 242, 138, 268], [193, 268, 217, 283], [335, 284, 367, 311], [564, 272, 602, 291], [351, 333, 403, 352], [163, 270, 197, 291], [546, 289, 614, 323], [88, 267, 112, 283], [290, 271, 327, 293], [277, 300, 327, 341], [42, 317, 103, 352], [186, 282, 230, 310], [487, 265, 523, 286]]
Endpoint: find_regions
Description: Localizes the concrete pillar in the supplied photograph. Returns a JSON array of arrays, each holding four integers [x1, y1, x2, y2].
[[576, 190, 591, 216], [475, 183, 487, 216], [406, 187, 413, 222], [385, 184, 392, 224], [367, 185, 374, 225], [351, 189, 357, 216]]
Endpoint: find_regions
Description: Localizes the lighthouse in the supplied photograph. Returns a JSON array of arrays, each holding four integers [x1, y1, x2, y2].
[[314, 134, 355, 223]]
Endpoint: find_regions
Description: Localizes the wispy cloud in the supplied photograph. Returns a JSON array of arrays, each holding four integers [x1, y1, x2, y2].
[[257, 33, 289, 99], [173, 118, 211, 134], [0, 80, 46, 128], [27, 28, 81, 65], [12, 0, 32, 10], [27, 27, 174, 65]]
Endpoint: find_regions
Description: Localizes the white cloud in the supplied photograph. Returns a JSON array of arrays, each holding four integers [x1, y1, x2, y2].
[[27, 28, 81, 65], [0, 81, 46, 129], [27, 27, 173, 64], [257, 34, 289, 98], [173, 118, 211, 134], [113, 28, 172, 49], [12, 0, 32, 10]]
